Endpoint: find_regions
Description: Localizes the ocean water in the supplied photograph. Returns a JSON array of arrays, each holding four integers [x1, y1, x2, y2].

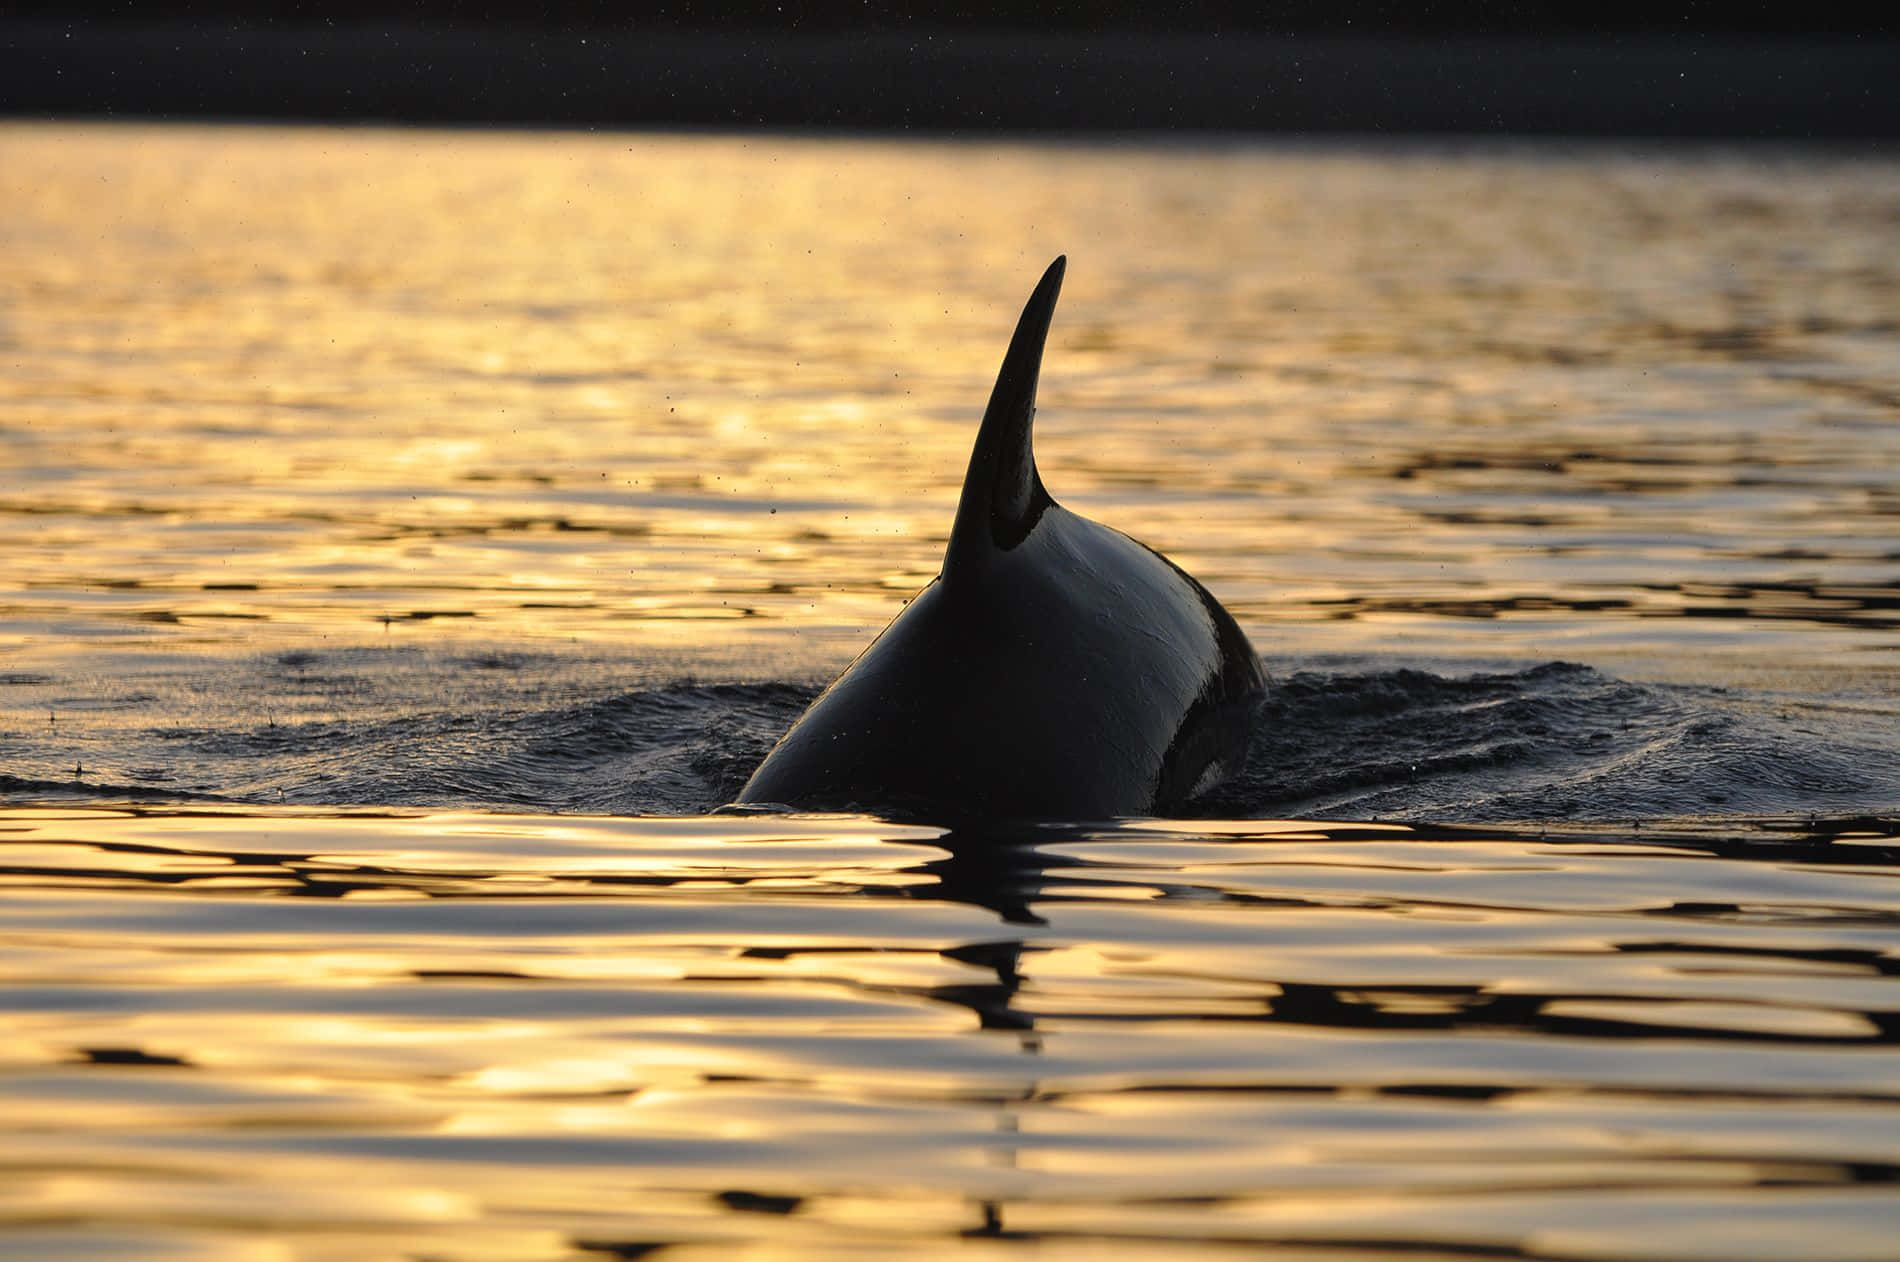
[[2, 123, 1899, 1258]]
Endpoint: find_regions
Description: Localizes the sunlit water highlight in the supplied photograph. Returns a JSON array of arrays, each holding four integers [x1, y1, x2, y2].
[[2, 123, 1899, 1257], [5, 808, 1900, 1260]]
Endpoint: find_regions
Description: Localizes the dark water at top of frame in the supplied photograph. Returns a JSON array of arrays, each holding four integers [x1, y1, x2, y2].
[[1, 124, 1899, 1258]]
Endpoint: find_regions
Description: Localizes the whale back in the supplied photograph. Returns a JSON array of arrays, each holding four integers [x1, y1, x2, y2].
[[735, 257, 1265, 823]]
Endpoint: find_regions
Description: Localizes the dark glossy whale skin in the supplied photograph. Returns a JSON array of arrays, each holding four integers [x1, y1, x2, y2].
[[736, 256, 1265, 824]]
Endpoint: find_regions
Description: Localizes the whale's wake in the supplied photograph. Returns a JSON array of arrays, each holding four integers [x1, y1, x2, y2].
[[7, 654, 1896, 826]]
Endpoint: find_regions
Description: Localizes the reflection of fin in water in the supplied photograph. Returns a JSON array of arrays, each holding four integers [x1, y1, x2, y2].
[[928, 969, 1030, 1030], [968, 1196, 1029, 1241], [924, 838, 1047, 1050], [918, 832, 1069, 926], [947, 941, 1036, 1244], [939, 939, 1041, 1053], [905, 834, 1052, 1232]]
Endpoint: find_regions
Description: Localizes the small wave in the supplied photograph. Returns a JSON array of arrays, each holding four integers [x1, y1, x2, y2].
[[0, 772, 226, 803], [146, 680, 817, 815], [1200, 661, 1900, 823], [7, 660, 1895, 824]]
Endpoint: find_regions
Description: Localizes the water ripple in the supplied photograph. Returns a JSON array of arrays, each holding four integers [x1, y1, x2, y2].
[[2, 809, 1898, 1256]]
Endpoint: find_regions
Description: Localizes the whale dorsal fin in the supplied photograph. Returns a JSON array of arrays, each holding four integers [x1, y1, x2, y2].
[[943, 255, 1065, 581]]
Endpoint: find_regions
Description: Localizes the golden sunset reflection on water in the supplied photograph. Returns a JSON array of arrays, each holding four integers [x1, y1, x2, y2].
[[5, 123, 1900, 684], [5, 122, 1900, 1258], [4, 807, 1899, 1259]]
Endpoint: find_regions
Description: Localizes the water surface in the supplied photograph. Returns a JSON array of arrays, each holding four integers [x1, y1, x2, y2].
[[4, 808, 1899, 1259], [4, 125, 1899, 677], [2, 124, 1899, 1257]]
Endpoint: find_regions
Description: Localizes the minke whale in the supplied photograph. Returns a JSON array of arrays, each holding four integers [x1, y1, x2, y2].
[[736, 256, 1265, 824]]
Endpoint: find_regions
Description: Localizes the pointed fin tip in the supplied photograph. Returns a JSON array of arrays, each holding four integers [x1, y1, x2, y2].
[[944, 256, 1068, 578]]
